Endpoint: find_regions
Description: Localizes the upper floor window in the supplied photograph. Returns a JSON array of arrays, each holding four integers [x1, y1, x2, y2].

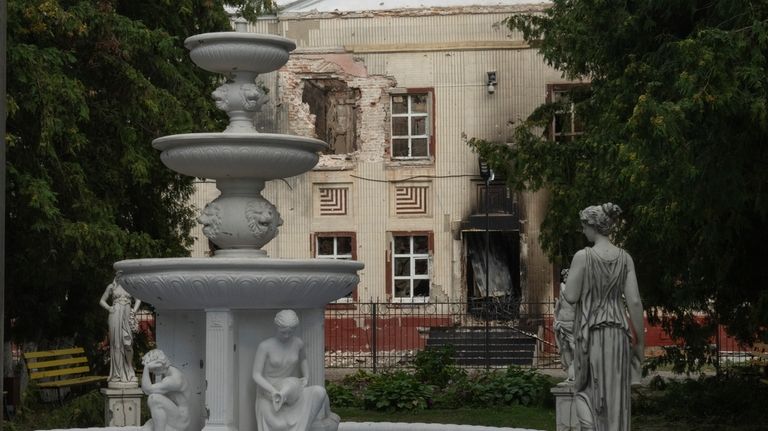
[[391, 92, 431, 159], [315, 234, 355, 302], [548, 84, 587, 142], [391, 234, 431, 302]]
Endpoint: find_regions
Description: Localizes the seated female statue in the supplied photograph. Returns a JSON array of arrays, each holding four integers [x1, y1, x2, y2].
[[252, 310, 339, 431]]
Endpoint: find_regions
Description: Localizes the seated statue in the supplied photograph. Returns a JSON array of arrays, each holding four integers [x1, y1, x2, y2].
[[252, 310, 339, 431], [141, 349, 191, 431]]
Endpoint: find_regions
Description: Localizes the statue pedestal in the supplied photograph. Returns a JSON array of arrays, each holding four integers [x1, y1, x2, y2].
[[551, 383, 581, 431], [101, 387, 143, 427]]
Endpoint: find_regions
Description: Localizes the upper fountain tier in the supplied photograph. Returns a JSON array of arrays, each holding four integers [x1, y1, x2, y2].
[[152, 33, 326, 182], [185, 32, 296, 75], [153, 133, 326, 180]]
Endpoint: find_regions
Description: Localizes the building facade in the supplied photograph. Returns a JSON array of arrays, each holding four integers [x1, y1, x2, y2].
[[189, 0, 579, 310]]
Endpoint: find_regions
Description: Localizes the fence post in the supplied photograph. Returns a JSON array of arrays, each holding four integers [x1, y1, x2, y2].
[[372, 302, 378, 374]]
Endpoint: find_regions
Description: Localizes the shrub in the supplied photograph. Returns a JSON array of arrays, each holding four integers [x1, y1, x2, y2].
[[9, 389, 103, 431], [466, 367, 553, 407], [327, 380, 359, 408], [413, 345, 466, 388], [363, 371, 433, 411], [634, 369, 768, 425]]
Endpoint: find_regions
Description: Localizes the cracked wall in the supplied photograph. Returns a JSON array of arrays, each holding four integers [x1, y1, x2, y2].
[[278, 54, 396, 168]]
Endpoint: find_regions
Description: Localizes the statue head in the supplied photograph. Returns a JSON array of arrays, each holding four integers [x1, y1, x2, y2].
[[274, 309, 300, 340], [579, 202, 622, 240], [212, 85, 229, 111], [198, 202, 222, 241], [142, 349, 171, 372], [240, 83, 269, 112], [245, 199, 283, 245]]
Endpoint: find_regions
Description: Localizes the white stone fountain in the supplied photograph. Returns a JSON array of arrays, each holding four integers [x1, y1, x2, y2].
[[113, 31, 363, 431]]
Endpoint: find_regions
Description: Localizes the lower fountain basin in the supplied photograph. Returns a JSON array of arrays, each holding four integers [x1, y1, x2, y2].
[[153, 133, 328, 179], [114, 257, 363, 309]]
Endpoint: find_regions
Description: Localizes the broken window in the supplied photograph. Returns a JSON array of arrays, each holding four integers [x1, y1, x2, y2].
[[391, 92, 432, 159], [302, 78, 359, 155], [547, 84, 589, 142], [465, 231, 520, 307]]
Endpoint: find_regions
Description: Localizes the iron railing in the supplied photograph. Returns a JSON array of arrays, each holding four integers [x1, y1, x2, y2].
[[324, 299, 559, 371]]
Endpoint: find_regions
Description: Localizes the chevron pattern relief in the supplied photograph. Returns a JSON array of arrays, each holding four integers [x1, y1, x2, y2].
[[395, 186, 428, 215], [318, 187, 348, 216]]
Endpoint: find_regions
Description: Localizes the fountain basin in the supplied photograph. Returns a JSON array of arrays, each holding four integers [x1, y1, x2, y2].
[[153, 133, 327, 179], [114, 258, 362, 309], [185, 32, 296, 74]]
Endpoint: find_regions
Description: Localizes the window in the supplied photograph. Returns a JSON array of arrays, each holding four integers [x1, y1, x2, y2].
[[548, 84, 586, 142], [391, 234, 431, 302], [315, 234, 355, 302], [391, 92, 431, 159]]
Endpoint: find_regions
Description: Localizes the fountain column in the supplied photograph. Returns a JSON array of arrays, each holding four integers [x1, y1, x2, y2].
[[203, 309, 236, 431]]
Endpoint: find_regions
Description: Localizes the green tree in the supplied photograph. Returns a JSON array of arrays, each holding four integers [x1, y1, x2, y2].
[[469, 0, 768, 368], [4, 0, 271, 347]]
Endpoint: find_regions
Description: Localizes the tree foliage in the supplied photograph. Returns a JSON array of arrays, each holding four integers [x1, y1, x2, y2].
[[3, 0, 264, 346], [469, 0, 768, 358]]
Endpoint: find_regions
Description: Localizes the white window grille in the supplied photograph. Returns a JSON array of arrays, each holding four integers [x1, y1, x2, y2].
[[391, 93, 430, 159], [316, 235, 354, 302], [391, 235, 431, 302]]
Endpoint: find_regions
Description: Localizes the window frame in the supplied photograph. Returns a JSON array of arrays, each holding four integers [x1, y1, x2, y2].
[[388, 232, 433, 303], [389, 88, 435, 160], [313, 232, 357, 303], [546, 83, 587, 142]]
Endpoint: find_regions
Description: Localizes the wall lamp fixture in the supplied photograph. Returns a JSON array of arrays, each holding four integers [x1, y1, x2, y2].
[[487, 71, 497, 94]]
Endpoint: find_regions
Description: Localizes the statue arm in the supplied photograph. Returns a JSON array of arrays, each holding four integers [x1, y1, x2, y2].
[[624, 255, 645, 360], [142, 368, 183, 395], [132, 298, 142, 313], [99, 283, 113, 311], [562, 250, 586, 304], [252, 343, 277, 395]]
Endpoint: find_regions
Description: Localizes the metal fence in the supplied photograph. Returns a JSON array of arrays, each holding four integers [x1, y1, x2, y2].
[[323, 299, 560, 371]]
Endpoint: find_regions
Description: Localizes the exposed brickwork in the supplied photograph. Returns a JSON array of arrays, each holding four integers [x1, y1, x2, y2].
[[278, 54, 396, 165]]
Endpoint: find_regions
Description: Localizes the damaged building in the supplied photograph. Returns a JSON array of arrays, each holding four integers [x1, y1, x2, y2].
[[189, 0, 582, 316]]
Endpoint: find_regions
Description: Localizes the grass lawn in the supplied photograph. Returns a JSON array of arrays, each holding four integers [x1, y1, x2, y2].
[[335, 406, 556, 430]]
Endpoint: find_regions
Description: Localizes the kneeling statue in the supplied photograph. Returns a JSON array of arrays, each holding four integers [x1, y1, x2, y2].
[[252, 310, 339, 431], [141, 349, 191, 431]]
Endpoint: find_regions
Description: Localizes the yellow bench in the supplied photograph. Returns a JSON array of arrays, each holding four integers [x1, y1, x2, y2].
[[24, 347, 107, 402]]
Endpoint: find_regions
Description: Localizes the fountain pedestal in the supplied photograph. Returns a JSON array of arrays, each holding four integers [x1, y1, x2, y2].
[[116, 30, 362, 431]]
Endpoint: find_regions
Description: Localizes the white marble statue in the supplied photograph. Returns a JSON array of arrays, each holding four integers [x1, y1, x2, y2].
[[141, 349, 191, 431], [554, 269, 575, 383], [562, 203, 644, 431], [100, 275, 141, 388], [252, 310, 340, 431]]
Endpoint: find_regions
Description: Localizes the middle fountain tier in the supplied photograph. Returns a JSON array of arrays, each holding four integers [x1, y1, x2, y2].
[[114, 31, 362, 431]]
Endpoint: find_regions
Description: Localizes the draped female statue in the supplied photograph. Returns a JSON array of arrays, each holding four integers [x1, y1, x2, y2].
[[99, 275, 141, 387], [252, 310, 339, 431], [562, 203, 644, 431]]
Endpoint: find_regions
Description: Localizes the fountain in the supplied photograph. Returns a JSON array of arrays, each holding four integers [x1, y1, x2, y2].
[[43, 28, 545, 431], [113, 30, 362, 431]]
